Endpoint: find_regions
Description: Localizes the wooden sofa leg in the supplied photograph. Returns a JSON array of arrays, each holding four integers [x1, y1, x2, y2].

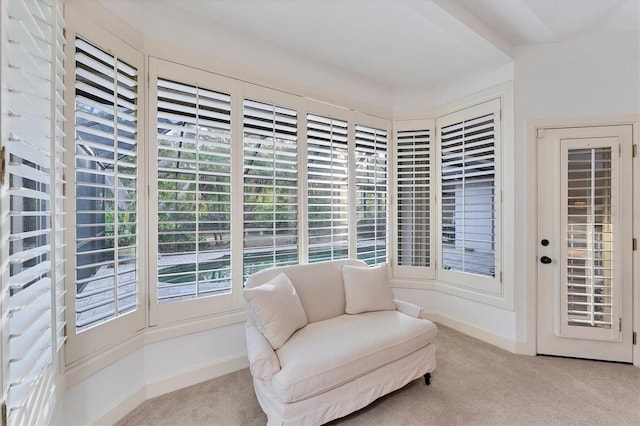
[[424, 373, 431, 385]]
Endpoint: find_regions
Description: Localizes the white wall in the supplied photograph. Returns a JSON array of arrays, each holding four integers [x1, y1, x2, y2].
[[57, 323, 247, 425], [393, 288, 517, 351], [514, 30, 640, 348]]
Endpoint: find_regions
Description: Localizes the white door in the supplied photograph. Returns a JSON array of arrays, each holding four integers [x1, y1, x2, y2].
[[537, 125, 634, 362]]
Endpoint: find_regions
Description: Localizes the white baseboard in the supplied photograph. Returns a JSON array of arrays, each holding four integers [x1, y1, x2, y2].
[[425, 311, 520, 353], [90, 353, 249, 425], [92, 386, 146, 426]]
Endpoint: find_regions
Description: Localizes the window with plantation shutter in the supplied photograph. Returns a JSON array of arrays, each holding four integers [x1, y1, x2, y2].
[[156, 78, 232, 304], [440, 111, 497, 280], [307, 114, 349, 262], [73, 37, 139, 332], [396, 129, 431, 268], [243, 99, 298, 278], [355, 125, 388, 265], [1, 0, 65, 423]]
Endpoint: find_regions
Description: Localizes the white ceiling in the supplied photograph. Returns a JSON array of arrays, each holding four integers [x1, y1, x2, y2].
[[97, 0, 639, 101]]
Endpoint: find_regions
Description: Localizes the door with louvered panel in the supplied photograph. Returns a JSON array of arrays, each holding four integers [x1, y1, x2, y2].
[[537, 125, 634, 362]]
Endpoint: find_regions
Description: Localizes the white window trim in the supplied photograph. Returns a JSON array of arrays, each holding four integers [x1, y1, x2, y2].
[[148, 58, 242, 326], [64, 9, 147, 364], [435, 84, 514, 309], [436, 98, 502, 294]]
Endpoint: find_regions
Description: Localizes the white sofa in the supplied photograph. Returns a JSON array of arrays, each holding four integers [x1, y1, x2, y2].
[[244, 259, 438, 425]]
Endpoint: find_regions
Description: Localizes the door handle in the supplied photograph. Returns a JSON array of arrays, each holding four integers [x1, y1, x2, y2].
[[540, 256, 552, 264]]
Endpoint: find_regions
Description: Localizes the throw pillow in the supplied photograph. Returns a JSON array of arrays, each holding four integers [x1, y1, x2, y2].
[[244, 273, 308, 350], [342, 263, 396, 314]]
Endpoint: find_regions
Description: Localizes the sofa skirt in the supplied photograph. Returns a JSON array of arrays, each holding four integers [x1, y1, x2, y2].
[[253, 343, 436, 426]]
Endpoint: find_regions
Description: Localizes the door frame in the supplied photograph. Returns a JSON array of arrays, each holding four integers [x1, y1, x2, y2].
[[525, 115, 640, 367]]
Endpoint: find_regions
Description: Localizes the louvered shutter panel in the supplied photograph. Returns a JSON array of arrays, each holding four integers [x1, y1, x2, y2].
[[565, 147, 614, 328], [243, 99, 298, 278], [52, 0, 67, 354], [396, 129, 431, 267], [3, 0, 64, 423], [74, 37, 139, 331], [307, 114, 349, 262], [355, 125, 388, 265], [156, 78, 232, 303], [440, 113, 496, 277]]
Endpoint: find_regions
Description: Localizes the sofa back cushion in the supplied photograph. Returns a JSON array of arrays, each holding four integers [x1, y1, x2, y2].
[[343, 263, 396, 314], [245, 259, 367, 323], [244, 273, 308, 350]]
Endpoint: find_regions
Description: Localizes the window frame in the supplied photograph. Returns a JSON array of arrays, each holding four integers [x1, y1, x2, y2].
[[64, 17, 146, 364], [241, 94, 301, 279], [435, 98, 503, 296], [148, 58, 241, 326]]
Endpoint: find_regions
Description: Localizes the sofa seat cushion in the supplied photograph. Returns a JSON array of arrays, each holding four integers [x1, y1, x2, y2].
[[271, 311, 437, 403]]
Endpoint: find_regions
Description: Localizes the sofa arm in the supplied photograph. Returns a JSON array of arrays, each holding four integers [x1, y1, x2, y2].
[[394, 299, 424, 319], [246, 323, 281, 380]]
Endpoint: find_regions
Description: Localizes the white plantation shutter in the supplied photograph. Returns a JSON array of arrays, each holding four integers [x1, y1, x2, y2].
[[355, 125, 388, 265], [73, 37, 139, 331], [396, 129, 431, 267], [52, 0, 67, 356], [307, 114, 349, 262], [2, 0, 65, 423], [156, 78, 232, 303], [565, 147, 615, 329], [440, 113, 497, 278], [243, 99, 298, 278]]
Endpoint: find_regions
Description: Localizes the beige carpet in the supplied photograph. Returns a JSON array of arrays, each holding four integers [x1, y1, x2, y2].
[[117, 325, 640, 425]]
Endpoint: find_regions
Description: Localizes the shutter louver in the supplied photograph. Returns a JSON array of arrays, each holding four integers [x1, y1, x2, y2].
[[74, 37, 139, 331], [307, 114, 349, 262], [441, 113, 496, 277], [156, 78, 232, 303], [396, 129, 430, 267], [243, 99, 298, 278], [3, 0, 64, 423], [355, 125, 388, 265]]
